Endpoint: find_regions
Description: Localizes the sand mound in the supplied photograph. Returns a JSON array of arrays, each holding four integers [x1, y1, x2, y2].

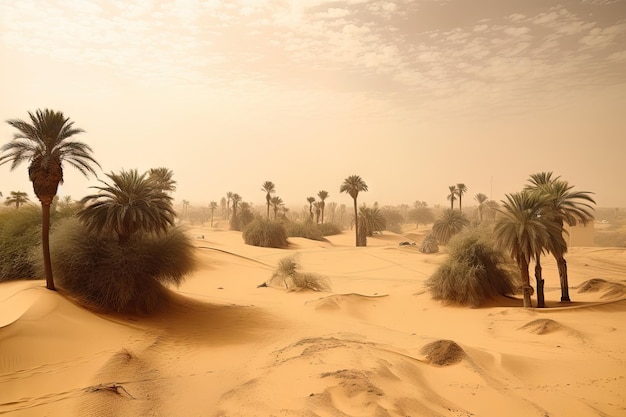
[[420, 339, 466, 366], [577, 278, 626, 299], [518, 318, 567, 335], [305, 293, 388, 311]]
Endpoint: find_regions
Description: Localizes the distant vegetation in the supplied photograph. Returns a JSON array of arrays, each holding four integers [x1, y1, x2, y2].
[[0, 206, 41, 280]]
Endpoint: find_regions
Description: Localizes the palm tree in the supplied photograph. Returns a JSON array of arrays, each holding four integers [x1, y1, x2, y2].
[[148, 167, 177, 193], [525, 172, 596, 302], [431, 209, 469, 245], [447, 185, 457, 210], [359, 205, 386, 237], [0, 109, 100, 290], [306, 196, 315, 221], [455, 183, 468, 213], [209, 201, 218, 227], [340, 175, 368, 247], [230, 193, 242, 230], [4, 191, 30, 208], [78, 169, 176, 244], [261, 181, 276, 219], [313, 201, 321, 224], [474, 193, 488, 223], [182, 200, 190, 219], [317, 190, 329, 224], [270, 196, 284, 220], [226, 191, 233, 219], [220, 197, 227, 218], [494, 192, 563, 308]]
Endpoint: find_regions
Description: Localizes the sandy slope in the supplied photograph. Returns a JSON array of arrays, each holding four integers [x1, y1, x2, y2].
[[1, 228, 625, 417]]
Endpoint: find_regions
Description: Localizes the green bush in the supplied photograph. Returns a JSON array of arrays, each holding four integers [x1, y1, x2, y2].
[[0, 207, 41, 280], [37, 218, 196, 314], [426, 227, 517, 307], [265, 254, 331, 292], [243, 218, 288, 248]]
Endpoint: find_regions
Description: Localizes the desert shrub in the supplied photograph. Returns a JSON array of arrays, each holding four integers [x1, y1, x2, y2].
[[37, 218, 196, 314], [0, 207, 41, 280], [420, 233, 439, 254], [285, 220, 324, 241], [318, 222, 341, 236], [243, 218, 288, 248], [425, 227, 517, 307], [265, 254, 331, 292]]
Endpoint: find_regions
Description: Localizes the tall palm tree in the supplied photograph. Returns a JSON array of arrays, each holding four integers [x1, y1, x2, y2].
[[261, 181, 276, 219], [447, 185, 457, 210], [525, 172, 596, 302], [431, 209, 469, 245], [230, 193, 242, 230], [226, 191, 233, 220], [182, 200, 190, 219], [0, 109, 100, 290], [340, 175, 368, 247], [209, 201, 218, 227], [456, 183, 468, 213], [317, 190, 329, 224], [494, 192, 563, 308], [4, 191, 30, 208], [78, 169, 175, 244], [474, 193, 488, 223], [270, 195, 284, 220], [306, 196, 315, 221]]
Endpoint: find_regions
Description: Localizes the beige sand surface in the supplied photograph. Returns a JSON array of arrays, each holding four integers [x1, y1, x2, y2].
[[1, 227, 625, 416]]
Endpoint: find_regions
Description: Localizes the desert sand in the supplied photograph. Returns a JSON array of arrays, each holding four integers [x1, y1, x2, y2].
[[1, 226, 625, 417]]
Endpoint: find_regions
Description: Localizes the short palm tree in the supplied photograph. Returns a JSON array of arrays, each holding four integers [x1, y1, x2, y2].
[[306, 196, 315, 221], [494, 191, 563, 308], [4, 191, 30, 209], [0, 109, 100, 290], [317, 190, 329, 224], [78, 169, 176, 244], [447, 185, 457, 210], [182, 200, 190, 219], [456, 183, 468, 213], [340, 175, 368, 247], [209, 201, 218, 227], [359, 205, 386, 237], [525, 172, 596, 302], [474, 193, 488, 223], [270, 195, 284, 220], [431, 209, 469, 245], [262, 181, 276, 219]]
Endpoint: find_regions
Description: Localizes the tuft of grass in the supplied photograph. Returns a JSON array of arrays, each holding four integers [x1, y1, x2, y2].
[[425, 227, 517, 307], [36, 218, 196, 314], [0, 207, 41, 280], [242, 218, 288, 248], [265, 254, 331, 292]]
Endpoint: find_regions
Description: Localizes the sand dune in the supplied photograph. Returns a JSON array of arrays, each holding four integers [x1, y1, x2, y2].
[[1, 228, 625, 416]]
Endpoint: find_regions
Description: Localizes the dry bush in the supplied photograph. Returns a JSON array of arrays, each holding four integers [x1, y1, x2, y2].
[[426, 227, 517, 307], [266, 254, 331, 292], [38, 218, 196, 314], [242, 218, 288, 248]]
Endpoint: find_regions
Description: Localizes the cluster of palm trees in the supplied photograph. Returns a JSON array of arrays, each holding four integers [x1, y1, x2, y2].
[[494, 172, 595, 307], [261, 181, 285, 221], [447, 183, 468, 212], [305, 190, 330, 224], [0, 109, 184, 291]]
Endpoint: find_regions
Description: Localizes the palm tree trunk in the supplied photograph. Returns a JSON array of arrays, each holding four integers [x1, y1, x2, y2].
[[520, 257, 532, 308], [41, 202, 55, 290], [353, 198, 359, 247], [556, 255, 571, 302], [534, 251, 545, 308]]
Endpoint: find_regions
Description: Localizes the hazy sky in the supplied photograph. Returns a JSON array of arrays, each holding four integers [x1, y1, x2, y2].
[[1, 0, 625, 211]]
